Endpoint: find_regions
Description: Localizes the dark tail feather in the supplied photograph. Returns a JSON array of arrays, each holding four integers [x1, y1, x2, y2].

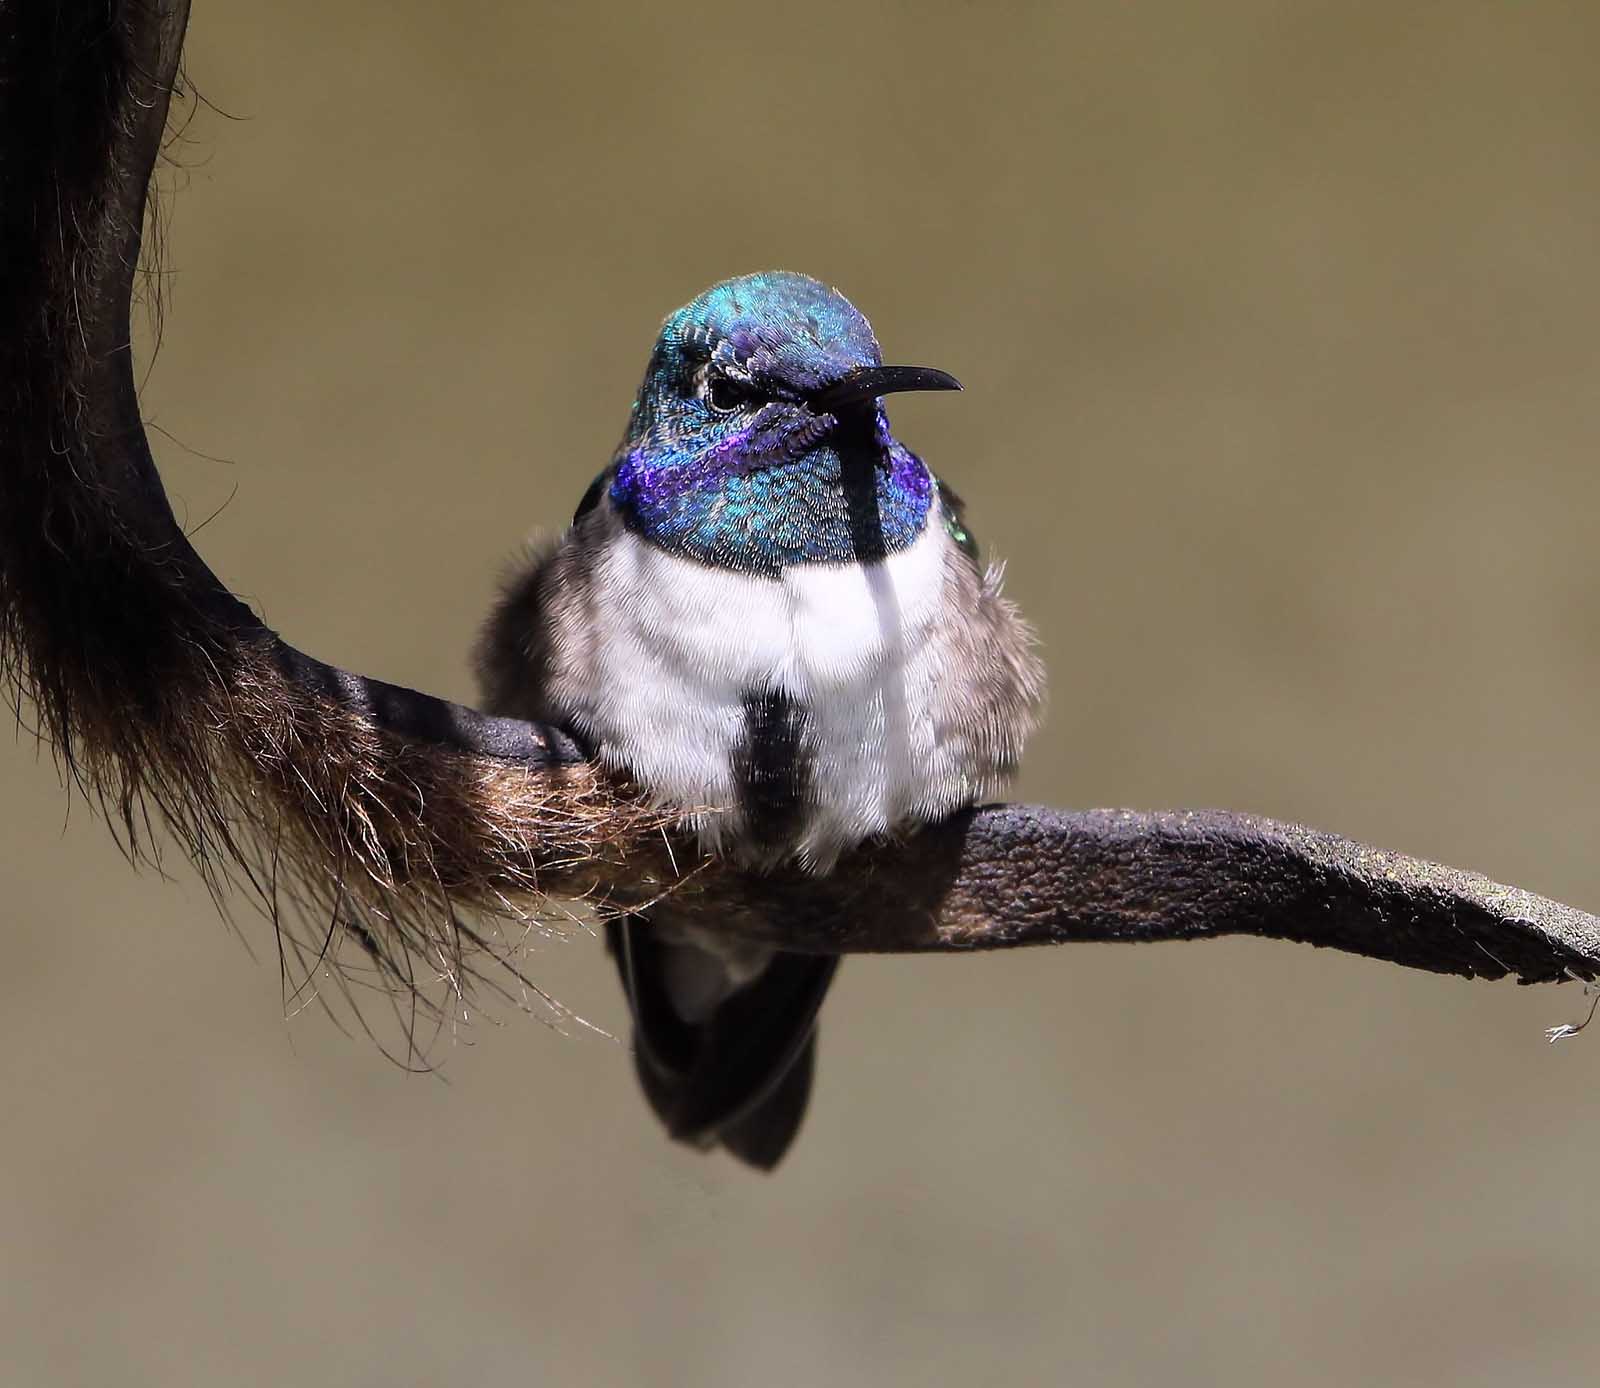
[[719, 1031, 817, 1170], [606, 915, 838, 1169]]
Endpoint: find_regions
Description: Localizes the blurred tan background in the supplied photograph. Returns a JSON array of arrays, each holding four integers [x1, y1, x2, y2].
[[6, 0, 1600, 1382]]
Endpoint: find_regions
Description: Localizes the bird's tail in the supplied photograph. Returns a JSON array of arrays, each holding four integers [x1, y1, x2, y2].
[[606, 915, 838, 1170]]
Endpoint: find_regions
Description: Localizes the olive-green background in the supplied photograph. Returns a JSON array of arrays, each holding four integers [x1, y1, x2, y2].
[[6, 2, 1600, 1383]]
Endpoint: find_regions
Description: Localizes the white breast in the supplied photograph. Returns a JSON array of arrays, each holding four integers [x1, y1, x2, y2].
[[543, 510, 978, 867]]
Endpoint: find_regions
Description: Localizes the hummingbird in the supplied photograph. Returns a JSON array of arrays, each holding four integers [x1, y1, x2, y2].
[[477, 272, 1043, 1169]]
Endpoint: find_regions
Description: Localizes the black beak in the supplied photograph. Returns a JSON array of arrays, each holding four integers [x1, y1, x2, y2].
[[808, 364, 963, 416]]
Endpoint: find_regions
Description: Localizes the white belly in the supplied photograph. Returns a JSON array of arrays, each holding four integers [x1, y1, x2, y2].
[[544, 516, 977, 867]]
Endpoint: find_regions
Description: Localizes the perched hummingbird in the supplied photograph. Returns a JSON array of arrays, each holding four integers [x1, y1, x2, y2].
[[478, 272, 1043, 1168]]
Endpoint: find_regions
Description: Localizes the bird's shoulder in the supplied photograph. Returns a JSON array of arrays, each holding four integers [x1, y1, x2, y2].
[[572, 461, 619, 525], [933, 476, 980, 563]]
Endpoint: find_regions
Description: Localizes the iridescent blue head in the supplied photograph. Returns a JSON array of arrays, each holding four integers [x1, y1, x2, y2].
[[605, 272, 961, 575]]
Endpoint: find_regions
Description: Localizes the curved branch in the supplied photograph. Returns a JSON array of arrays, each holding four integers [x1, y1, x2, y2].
[[686, 807, 1599, 984], [1, 0, 1597, 1014]]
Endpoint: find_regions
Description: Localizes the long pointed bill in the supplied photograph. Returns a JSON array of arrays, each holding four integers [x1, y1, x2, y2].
[[808, 364, 963, 416]]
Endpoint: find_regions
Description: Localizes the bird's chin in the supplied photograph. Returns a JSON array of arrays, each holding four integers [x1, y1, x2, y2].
[[710, 431, 840, 482], [758, 411, 839, 461]]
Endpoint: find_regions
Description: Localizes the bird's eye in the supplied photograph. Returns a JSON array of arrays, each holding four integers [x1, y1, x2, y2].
[[706, 373, 758, 414]]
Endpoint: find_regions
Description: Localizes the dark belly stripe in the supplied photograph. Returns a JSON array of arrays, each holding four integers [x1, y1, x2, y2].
[[732, 691, 813, 851]]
